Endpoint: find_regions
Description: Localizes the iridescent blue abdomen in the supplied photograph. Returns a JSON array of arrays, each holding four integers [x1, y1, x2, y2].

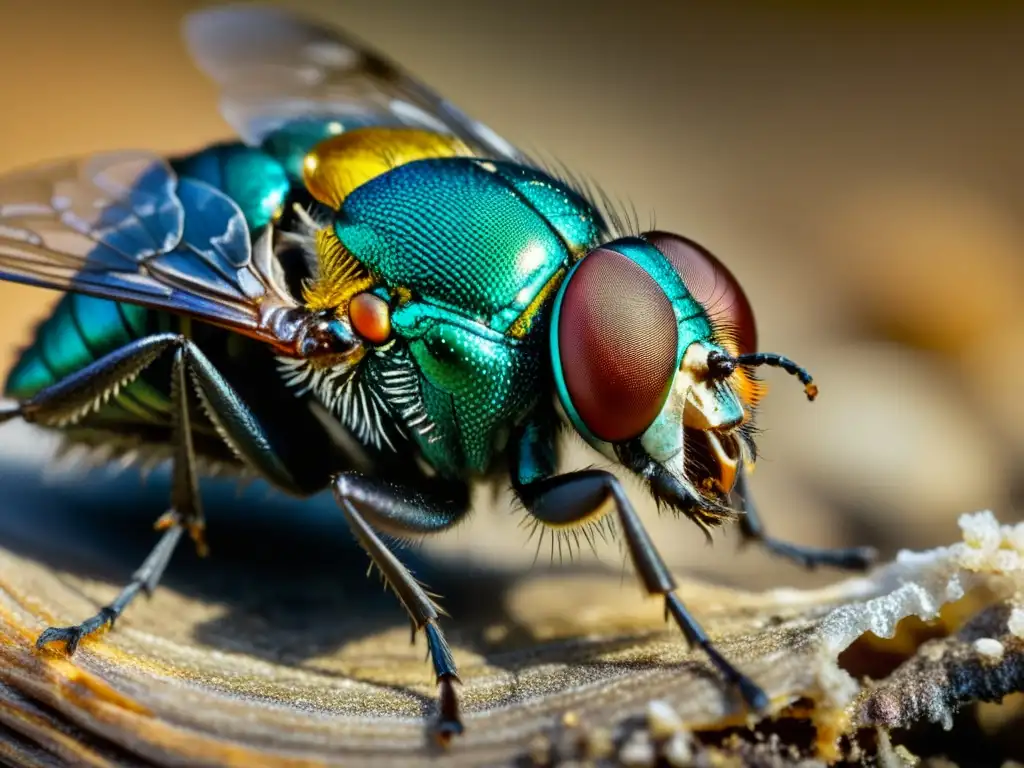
[[5, 294, 172, 425], [5, 142, 294, 432]]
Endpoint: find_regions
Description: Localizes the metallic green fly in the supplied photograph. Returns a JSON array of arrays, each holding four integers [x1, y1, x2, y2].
[[0, 4, 875, 740]]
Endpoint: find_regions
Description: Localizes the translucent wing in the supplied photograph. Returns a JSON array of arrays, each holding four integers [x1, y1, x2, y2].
[[0, 151, 295, 342], [182, 4, 523, 162]]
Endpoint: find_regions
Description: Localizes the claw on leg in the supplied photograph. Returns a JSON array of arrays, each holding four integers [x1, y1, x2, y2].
[[36, 606, 118, 656], [35, 525, 184, 657], [333, 476, 472, 741], [188, 521, 209, 558], [435, 674, 464, 745]]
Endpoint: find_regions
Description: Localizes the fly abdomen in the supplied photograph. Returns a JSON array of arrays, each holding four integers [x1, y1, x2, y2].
[[5, 294, 172, 425]]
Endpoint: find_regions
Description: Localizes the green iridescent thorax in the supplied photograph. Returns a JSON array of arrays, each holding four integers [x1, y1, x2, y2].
[[335, 157, 604, 474]]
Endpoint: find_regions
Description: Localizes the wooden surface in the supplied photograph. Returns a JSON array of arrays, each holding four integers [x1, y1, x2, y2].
[[1, 2, 1024, 764], [0, 422, 1022, 765]]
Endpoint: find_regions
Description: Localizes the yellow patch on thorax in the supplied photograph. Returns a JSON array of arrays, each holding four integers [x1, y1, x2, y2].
[[302, 127, 474, 209]]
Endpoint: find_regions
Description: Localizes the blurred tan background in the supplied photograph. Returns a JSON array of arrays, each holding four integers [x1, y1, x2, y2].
[[1, 0, 1023, 592]]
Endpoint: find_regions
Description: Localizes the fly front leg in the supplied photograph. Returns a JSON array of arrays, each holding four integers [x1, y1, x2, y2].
[[331, 472, 471, 742], [733, 471, 876, 571], [514, 469, 769, 712]]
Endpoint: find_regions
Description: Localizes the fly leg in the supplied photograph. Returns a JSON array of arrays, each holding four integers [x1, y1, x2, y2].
[[0, 334, 205, 653], [515, 469, 769, 712], [733, 471, 876, 570], [1, 333, 304, 654], [36, 525, 185, 654], [331, 472, 471, 742]]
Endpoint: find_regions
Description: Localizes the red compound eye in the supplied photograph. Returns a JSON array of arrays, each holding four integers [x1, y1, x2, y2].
[[556, 247, 678, 442], [349, 292, 391, 344], [643, 231, 757, 356]]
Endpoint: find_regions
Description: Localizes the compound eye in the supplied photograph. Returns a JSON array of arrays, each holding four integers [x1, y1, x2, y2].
[[349, 292, 391, 344], [643, 231, 757, 355], [555, 247, 678, 442]]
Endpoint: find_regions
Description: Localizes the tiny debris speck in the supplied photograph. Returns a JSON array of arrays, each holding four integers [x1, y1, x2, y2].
[[646, 699, 684, 740], [528, 734, 551, 766], [582, 727, 614, 760], [664, 732, 694, 767], [1008, 607, 1024, 638], [620, 730, 656, 767], [972, 637, 1005, 661]]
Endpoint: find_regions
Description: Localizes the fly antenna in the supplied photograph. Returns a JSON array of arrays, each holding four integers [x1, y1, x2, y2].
[[735, 352, 818, 401]]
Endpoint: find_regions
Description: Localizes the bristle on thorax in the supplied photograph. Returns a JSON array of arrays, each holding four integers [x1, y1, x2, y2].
[[302, 229, 374, 314]]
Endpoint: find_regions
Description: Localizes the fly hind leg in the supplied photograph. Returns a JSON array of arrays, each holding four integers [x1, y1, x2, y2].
[[0, 334, 208, 653], [331, 472, 471, 742], [3, 333, 300, 655], [37, 525, 184, 654]]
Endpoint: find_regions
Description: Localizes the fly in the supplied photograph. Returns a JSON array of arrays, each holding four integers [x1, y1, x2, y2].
[[0, 4, 875, 742]]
